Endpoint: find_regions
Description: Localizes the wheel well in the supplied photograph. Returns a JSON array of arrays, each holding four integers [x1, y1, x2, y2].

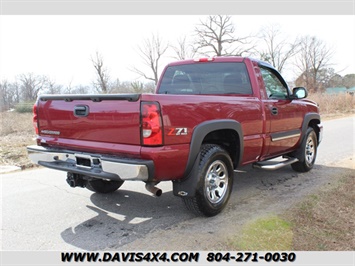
[[202, 129, 240, 168], [308, 119, 321, 143]]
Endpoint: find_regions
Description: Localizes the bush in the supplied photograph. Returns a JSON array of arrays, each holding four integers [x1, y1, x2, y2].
[[15, 102, 35, 113], [308, 92, 355, 115]]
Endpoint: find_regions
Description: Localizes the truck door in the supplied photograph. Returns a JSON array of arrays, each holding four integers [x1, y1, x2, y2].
[[260, 66, 303, 157]]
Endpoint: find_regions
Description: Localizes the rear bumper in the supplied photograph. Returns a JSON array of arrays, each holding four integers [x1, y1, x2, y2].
[[27, 145, 154, 181]]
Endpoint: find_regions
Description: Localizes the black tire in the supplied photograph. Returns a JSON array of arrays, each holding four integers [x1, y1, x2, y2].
[[291, 127, 318, 172], [86, 179, 124, 193], [183, 144, 234, 217]]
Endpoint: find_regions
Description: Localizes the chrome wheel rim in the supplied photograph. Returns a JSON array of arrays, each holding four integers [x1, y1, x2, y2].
[[205, 160, 228, 204], [305, 135, 316, 165]]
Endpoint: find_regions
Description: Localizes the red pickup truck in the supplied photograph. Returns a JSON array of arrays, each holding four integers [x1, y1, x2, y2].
[[27, 56, 322, 216]]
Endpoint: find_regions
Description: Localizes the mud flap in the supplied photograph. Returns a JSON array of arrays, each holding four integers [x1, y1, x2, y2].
[[172, 153, 201, 197]]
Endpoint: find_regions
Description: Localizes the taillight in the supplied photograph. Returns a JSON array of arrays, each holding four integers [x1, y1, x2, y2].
[[141, 102, 163, 146], [33, 103, 39, 135]]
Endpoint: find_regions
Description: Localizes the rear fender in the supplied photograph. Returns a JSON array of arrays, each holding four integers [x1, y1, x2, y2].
[[173, 119, 243, 197]]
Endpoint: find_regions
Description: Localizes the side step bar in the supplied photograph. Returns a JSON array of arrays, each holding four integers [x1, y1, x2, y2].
[[252, 157, 299, 170]]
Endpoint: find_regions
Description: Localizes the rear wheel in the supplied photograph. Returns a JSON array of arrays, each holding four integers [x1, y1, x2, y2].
[[183, 144, 234, 216], [86, 179, 124, 193], [291, 127, 318, 172]]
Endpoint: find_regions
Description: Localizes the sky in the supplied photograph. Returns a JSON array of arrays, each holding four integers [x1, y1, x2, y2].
[[0, 15, 354, 87]]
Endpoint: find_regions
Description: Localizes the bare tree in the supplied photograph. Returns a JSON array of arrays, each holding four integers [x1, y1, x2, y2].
[[328, 73, 344, 88], [194, 15, 254, 57], [131, 33, 169, 85], [91, 51, 110, 93], [171, 36, 197, 60], [317, 68, 337, 90], [258, 24, 300, 73], [294, 36, 334, 92], [10, 81, 21, 105], [143, 82, 156, 93], [65, 85, 91, 95], [44, 78, 62, 94], [342, 74, 355, 89], [0, 80, 8, 111], [108, 78, 121, 93], [118, 81, 133, 93], [130, 81, 144, 93], [18, 73, 46, 102], [0, 80, 19, 111]]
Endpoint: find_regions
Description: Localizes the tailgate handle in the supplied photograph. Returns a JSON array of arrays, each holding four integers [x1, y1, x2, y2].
[[74, 105, 89, 117]]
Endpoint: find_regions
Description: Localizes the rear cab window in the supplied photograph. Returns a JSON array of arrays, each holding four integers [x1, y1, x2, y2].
[[158, 62, 252, 95]]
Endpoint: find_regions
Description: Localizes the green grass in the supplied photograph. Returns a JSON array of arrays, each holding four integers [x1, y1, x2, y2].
[[229, 215, 293, 250]]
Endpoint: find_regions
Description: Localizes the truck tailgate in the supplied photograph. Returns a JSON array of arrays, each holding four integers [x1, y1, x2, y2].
[[36, 94, 141, 146]]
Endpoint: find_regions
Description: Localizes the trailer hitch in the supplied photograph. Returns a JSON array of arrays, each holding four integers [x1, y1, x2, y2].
[[66, 172, 87, 188]]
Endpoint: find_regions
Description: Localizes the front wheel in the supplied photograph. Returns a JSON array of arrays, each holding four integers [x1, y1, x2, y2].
[[86, 179, 124, 193], [291, 127, 318, 172], [183, 144, 234, 216]]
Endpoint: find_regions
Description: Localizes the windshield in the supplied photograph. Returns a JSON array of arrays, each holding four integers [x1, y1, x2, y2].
[[158, 62, 252, 95]]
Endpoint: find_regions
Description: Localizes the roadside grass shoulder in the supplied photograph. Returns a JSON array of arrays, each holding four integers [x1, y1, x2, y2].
[[0, 112, 36, 168], [227, 168, 354, 251], [287, 170, 354, 250]]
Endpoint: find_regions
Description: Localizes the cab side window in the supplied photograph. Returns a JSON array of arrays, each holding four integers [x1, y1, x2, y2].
[[260, 67, 288, 99]]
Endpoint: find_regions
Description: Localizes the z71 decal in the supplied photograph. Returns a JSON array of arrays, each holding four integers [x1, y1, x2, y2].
[[168, 127, 188, 136]]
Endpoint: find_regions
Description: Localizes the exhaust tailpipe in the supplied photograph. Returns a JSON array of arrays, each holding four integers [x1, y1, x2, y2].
[[145, 183, 162, 197]]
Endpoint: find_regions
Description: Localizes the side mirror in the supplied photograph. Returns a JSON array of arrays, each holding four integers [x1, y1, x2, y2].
[[292, 87, 308, 99]]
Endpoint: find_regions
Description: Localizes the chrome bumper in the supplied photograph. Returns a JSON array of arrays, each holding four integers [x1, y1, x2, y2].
[[27, 145, 153, 181]]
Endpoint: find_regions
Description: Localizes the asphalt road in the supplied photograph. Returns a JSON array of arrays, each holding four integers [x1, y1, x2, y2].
[[1, 116, 354, 251]]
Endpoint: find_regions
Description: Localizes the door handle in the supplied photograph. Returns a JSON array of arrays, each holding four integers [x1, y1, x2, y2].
[[271, 107, 278, 115], [74, 105, 89, 117]]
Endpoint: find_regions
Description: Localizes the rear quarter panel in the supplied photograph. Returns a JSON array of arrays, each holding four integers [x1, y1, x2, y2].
[[141, 94, 264, 171]]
